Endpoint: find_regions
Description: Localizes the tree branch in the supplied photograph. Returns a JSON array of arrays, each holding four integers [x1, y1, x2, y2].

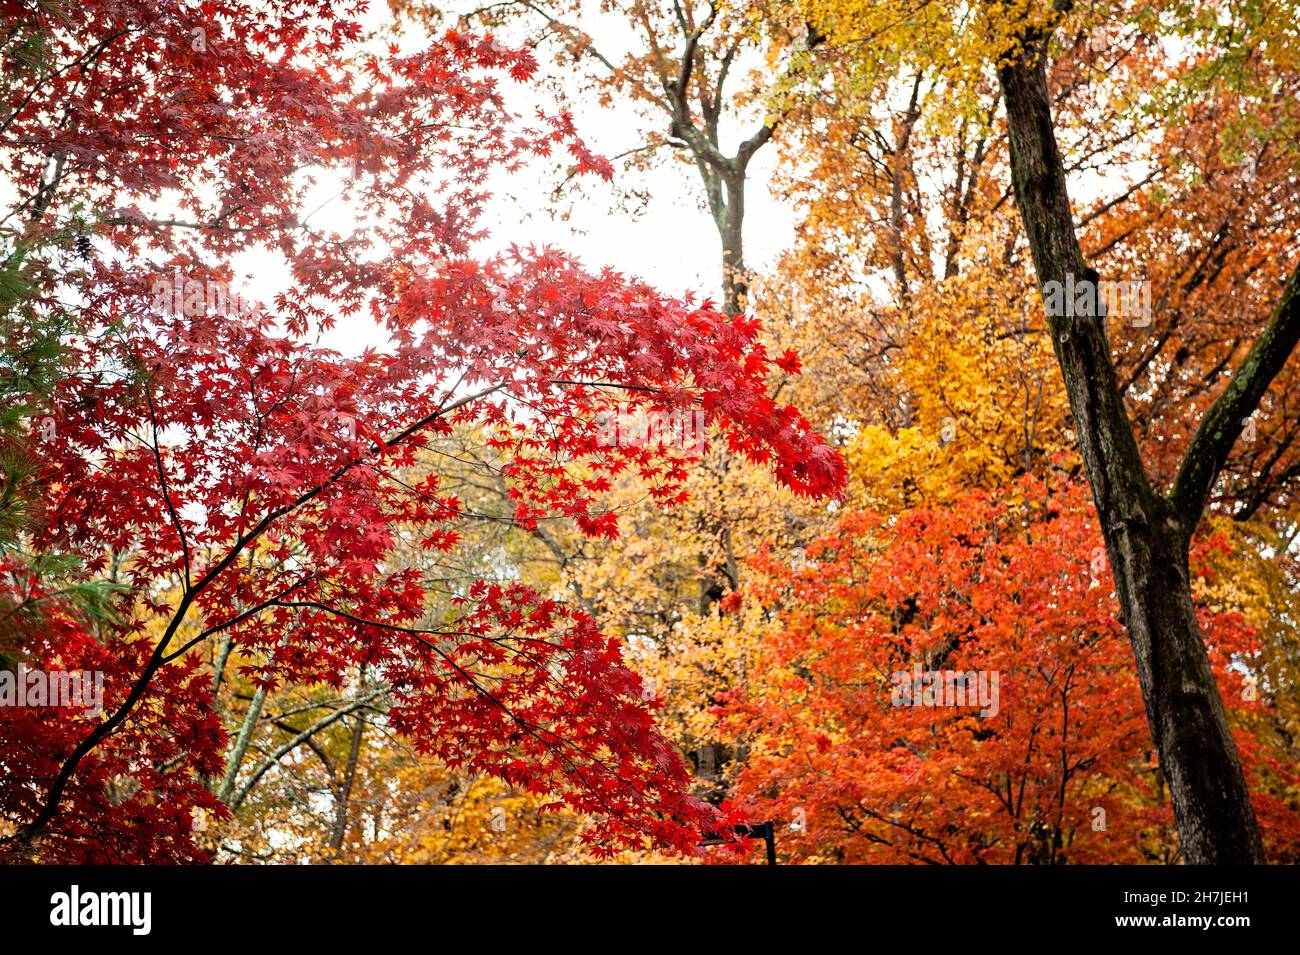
[[227, 688, 387, 812], [1169, 261, 1300, 524]]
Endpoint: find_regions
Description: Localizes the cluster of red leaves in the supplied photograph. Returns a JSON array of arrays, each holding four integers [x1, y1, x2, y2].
[[0, 560, 227, 862], [0, 0, 843, 861], [717, 477, 1300, 863]]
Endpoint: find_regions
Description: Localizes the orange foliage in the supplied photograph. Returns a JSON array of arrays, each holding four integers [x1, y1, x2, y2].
[[718, 476, 1300, 863]]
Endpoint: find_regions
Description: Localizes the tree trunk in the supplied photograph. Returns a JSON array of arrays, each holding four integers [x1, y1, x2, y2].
[[217, 683, 267, 804], [328, 712, 364, 853], [329, 665, 368, 854], [997, 37, 1265, 863], [720, 170, 747, 317]]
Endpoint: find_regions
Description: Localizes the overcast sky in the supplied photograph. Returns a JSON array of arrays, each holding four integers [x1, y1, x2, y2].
[[233, 4, 798, 357]]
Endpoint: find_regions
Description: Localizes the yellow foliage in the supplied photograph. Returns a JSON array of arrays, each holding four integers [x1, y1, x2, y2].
[[842, 234, 1072, 511]]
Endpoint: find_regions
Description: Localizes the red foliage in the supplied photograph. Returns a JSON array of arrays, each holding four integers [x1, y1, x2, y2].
[[0, 0, 843, 861]]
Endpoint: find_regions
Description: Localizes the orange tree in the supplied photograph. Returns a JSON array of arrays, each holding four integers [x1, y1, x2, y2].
[[764, 0, 1300, 861], [718, 475, 1300, 863]]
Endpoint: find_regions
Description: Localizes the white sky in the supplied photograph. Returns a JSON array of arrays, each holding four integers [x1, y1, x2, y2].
[[247, 3, 796, 356]]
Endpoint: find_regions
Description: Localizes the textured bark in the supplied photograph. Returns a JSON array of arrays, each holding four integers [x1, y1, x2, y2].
[[217, 683, 268, 804], [329, 664, 369, 854], [720, 168, 748, 317], [997, 36, 1273, 863], [328, 710, 365, 853]]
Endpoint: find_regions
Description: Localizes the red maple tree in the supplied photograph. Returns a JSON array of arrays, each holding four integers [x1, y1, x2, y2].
[[0, 0, 843, 861]]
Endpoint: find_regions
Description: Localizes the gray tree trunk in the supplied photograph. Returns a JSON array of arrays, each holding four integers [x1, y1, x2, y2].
[[995, 32, 1300, 863]]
